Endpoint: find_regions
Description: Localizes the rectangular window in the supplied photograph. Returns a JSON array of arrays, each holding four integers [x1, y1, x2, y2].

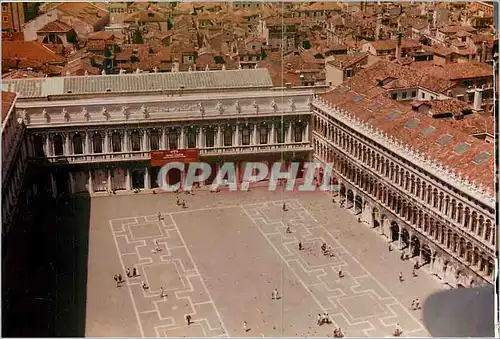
[[391, 93, 398, 100], [277, 127, 284, 143], [242, 128, 250, 145], [294, 125, 303, 142], [421, 92, 425, 99], [205, 129, 215, 148], [168, 133, 178, 149], [150, 133, 160, 150], [187, 131, 196, 148], [402, 92, 407, 99], [224, 128, 232, 146], [259, 128, 268, 144], [411, 91, 416, 97]]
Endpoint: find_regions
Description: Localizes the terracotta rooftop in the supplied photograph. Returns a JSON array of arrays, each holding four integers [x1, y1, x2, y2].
[[2, 41, 66, 70], [37, 20, 73, 33], [52, 2, 108, 27], [318, 85, 494, 192], [345, 60, 455, 94], [414, 62, 493, 81], [326, 52, 368, 69], [1, 91, 17, 124]]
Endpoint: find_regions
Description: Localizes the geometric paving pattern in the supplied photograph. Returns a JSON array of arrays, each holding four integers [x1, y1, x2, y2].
[[109, 215, 228, 338], [109, 198, 429, 337], [241, 199, 427, 337]]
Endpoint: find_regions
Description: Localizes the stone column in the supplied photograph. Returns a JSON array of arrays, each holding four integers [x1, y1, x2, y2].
[[50, 172, 57, 197], [303, 122, 309, 142], [45, 135, 52, 156], [197, 128, 204, 148], [398, 225, 402, 249], [68, 172, 75, 194], [287, 122, 293, 143], [64, 133, 71, 155], [144, 167, 151, 189], [88, 170, 94, 194], [126, 168, 131, 191], [104, 131, 110, 153], [180, 127, 185, 149], [270, 123, 276, 144], [84, 132, 91, 154], [252, 124, 258, 145], [217, 125, 222, 147], [142, 130, 148, 151], [234, 125, 240, 146], [123, 130, 129, 152], [161, 128, 166, 150]]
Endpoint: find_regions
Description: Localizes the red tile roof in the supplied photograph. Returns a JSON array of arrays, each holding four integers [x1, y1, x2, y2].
[[2, 41, 66, 71], [37, 20, 73, 33], [319, 85, 494, 191], [2, 91, 17, 123]]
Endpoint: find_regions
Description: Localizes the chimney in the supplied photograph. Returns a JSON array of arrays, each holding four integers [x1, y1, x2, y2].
[[396, 29, 403, 59], [375, 15, 382, 40], [481, 41, 487, 62], [473, 88, 483, 111], [339, 61, 344, 69]]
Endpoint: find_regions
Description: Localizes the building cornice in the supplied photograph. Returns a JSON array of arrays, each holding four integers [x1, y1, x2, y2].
[[313, 97, 495, 210]]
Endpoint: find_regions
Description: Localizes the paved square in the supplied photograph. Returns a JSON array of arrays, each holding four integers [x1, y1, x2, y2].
[[85, 188, 445, 337]]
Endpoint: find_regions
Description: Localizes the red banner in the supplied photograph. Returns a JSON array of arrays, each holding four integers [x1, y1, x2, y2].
[[150, 149, 200, 166]]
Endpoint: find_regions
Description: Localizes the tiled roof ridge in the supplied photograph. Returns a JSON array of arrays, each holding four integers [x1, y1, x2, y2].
[[313, 94, 494, 207]]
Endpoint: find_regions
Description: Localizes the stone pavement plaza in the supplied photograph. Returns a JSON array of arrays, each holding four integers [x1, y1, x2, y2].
[[85, 188, 445, 337]]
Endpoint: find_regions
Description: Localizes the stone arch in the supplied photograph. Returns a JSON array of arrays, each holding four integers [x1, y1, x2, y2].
[[421, 244, 432, 264], [372, 207, 381, 228], [410, 235, 420, 257], [400, 228, 410, 248], [390, 221, 399, 242], [53, 134, 64, 156], [72, 133, 84, 154], [346, 189, 354, 206], [354, 195, 363, 213]]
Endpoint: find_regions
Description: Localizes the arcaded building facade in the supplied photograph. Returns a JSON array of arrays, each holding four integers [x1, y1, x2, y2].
[[3, 68, 495, 290]]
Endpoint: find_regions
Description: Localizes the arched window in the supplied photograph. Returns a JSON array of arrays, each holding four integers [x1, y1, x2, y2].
[[130, 131, 141, 151], [168, 131, 178, 149], [224, 127, 232, 146], [294, 123, 303, 142], [150, 130, 160, 150], [112, 132, 122, 152], [34, 135, 45, 157], [259, 127, 268, 144], [53, 134, 64, 156], [73, 133, 83, 154], [205, 128, 215, 148], [93, 132, 102, 153], [187, 128, 197, 148], [242, 127, 250, 145]]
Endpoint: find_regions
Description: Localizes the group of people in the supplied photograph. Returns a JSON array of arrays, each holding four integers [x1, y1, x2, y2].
[[321, 243, 335, 258], [410, 298, 421, 310], [393, 324, 403, 337], [317, 312, 332, 325], [113, 267, 140, 287], [333, 328, 345, 338], [176, 196, 189, 209]]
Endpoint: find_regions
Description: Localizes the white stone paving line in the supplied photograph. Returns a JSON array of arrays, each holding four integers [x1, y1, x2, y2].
[[169, 215, 230, 337], [109, 220, 147, 338], [293, 199, 427, 335]]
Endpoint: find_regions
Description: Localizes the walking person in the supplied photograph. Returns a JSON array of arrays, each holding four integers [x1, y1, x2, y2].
[[118, 273, 124, 283], [243, 321, 249, 332], [141, 281, 149, 291], [415, 298, 420, 309], [185, 314, 192, 325], [274, 288, 279, 300], [282, 203, 287, 211], [113, 274, 119, 287], [126, 268, 131, 278], [317, 313, 322, 326], [399, 272, 404, 282], [411, 300, 415, 310], [286, 225, 292, 234], [160, 287, 166, 298], [158, 212, 162, 221], [298, 241, 303, 251], [271, 289, 276, 300], [132, 267, 137, 277]]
